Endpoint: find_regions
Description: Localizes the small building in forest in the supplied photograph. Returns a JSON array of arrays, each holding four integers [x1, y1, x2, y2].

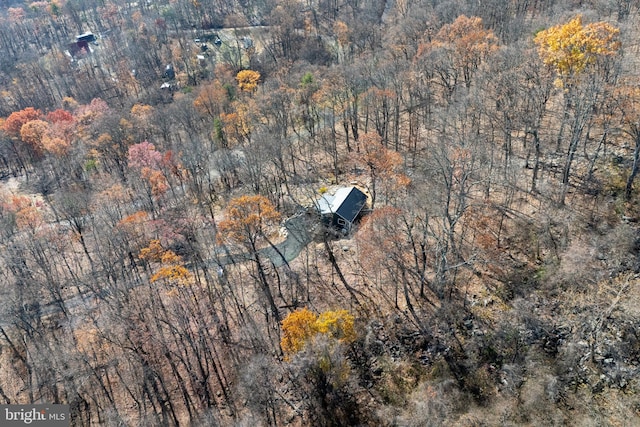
[[315, 186, 368, 233], [66, 32, 97, 59], [163, 64, 175, 80], [76, 32, 97, 44]]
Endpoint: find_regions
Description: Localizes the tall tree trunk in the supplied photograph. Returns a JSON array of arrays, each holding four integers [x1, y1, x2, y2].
[[624, 128, 640, 200], [251, 241, 281, 323]]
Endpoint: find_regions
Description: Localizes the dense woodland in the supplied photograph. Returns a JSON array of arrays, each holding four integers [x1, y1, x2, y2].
[[1, 0, 640, 425]]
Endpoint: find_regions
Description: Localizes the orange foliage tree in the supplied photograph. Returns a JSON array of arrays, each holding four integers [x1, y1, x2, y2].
[[19, 119, 50, 157], [12, 109, 76, 158], [3, 107, 41, 137], [356, 206, 418, 307], [217, 194, 282, 249], [1, 194, 45, 232], [218, 194, 283, 321], [417, 15, 498, 93], [44, 109, 75, 156], [194, 80, 230, 119], [141, 167, 169, 197], [220, 102, 253, 146], [116, 210, 150, 242], [357, 132, 409, 208], [41, 135, 71, 157]]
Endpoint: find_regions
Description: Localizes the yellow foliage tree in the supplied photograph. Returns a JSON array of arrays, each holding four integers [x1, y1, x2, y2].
[[535, 15, 621, 205], [151, 265, 191, 285], [130, 103, 154, 120], [138, 239, 165, 262], [281, 308, 356, 356], [315, 310, 356, 343], [236, 69, 261, 92], [281, 308, 319, 354], [534, 15, 620, 81], [140, 239, 193, 286]]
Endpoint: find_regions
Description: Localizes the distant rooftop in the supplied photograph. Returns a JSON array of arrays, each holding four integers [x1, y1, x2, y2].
[[76, 32, 96, 40]]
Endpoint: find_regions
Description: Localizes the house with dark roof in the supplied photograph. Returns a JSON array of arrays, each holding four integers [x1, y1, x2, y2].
[[76, 32, 97, 44], [66, 32, 97, 59], [316, 186, 368, 233]]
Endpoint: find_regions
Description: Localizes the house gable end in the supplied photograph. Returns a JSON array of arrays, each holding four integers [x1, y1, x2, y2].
[[334, 188, 367, 223]]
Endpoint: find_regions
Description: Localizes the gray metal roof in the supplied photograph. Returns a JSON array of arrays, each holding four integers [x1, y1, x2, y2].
[[317, 187, 367, 223]]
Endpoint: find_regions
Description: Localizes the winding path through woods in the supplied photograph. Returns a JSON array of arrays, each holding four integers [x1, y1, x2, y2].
[[0, 211, 317, 328], [207, 210, 315, 269]]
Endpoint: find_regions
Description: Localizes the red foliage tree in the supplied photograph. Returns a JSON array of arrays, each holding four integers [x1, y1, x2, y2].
[[46, 109, 75, 124]]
